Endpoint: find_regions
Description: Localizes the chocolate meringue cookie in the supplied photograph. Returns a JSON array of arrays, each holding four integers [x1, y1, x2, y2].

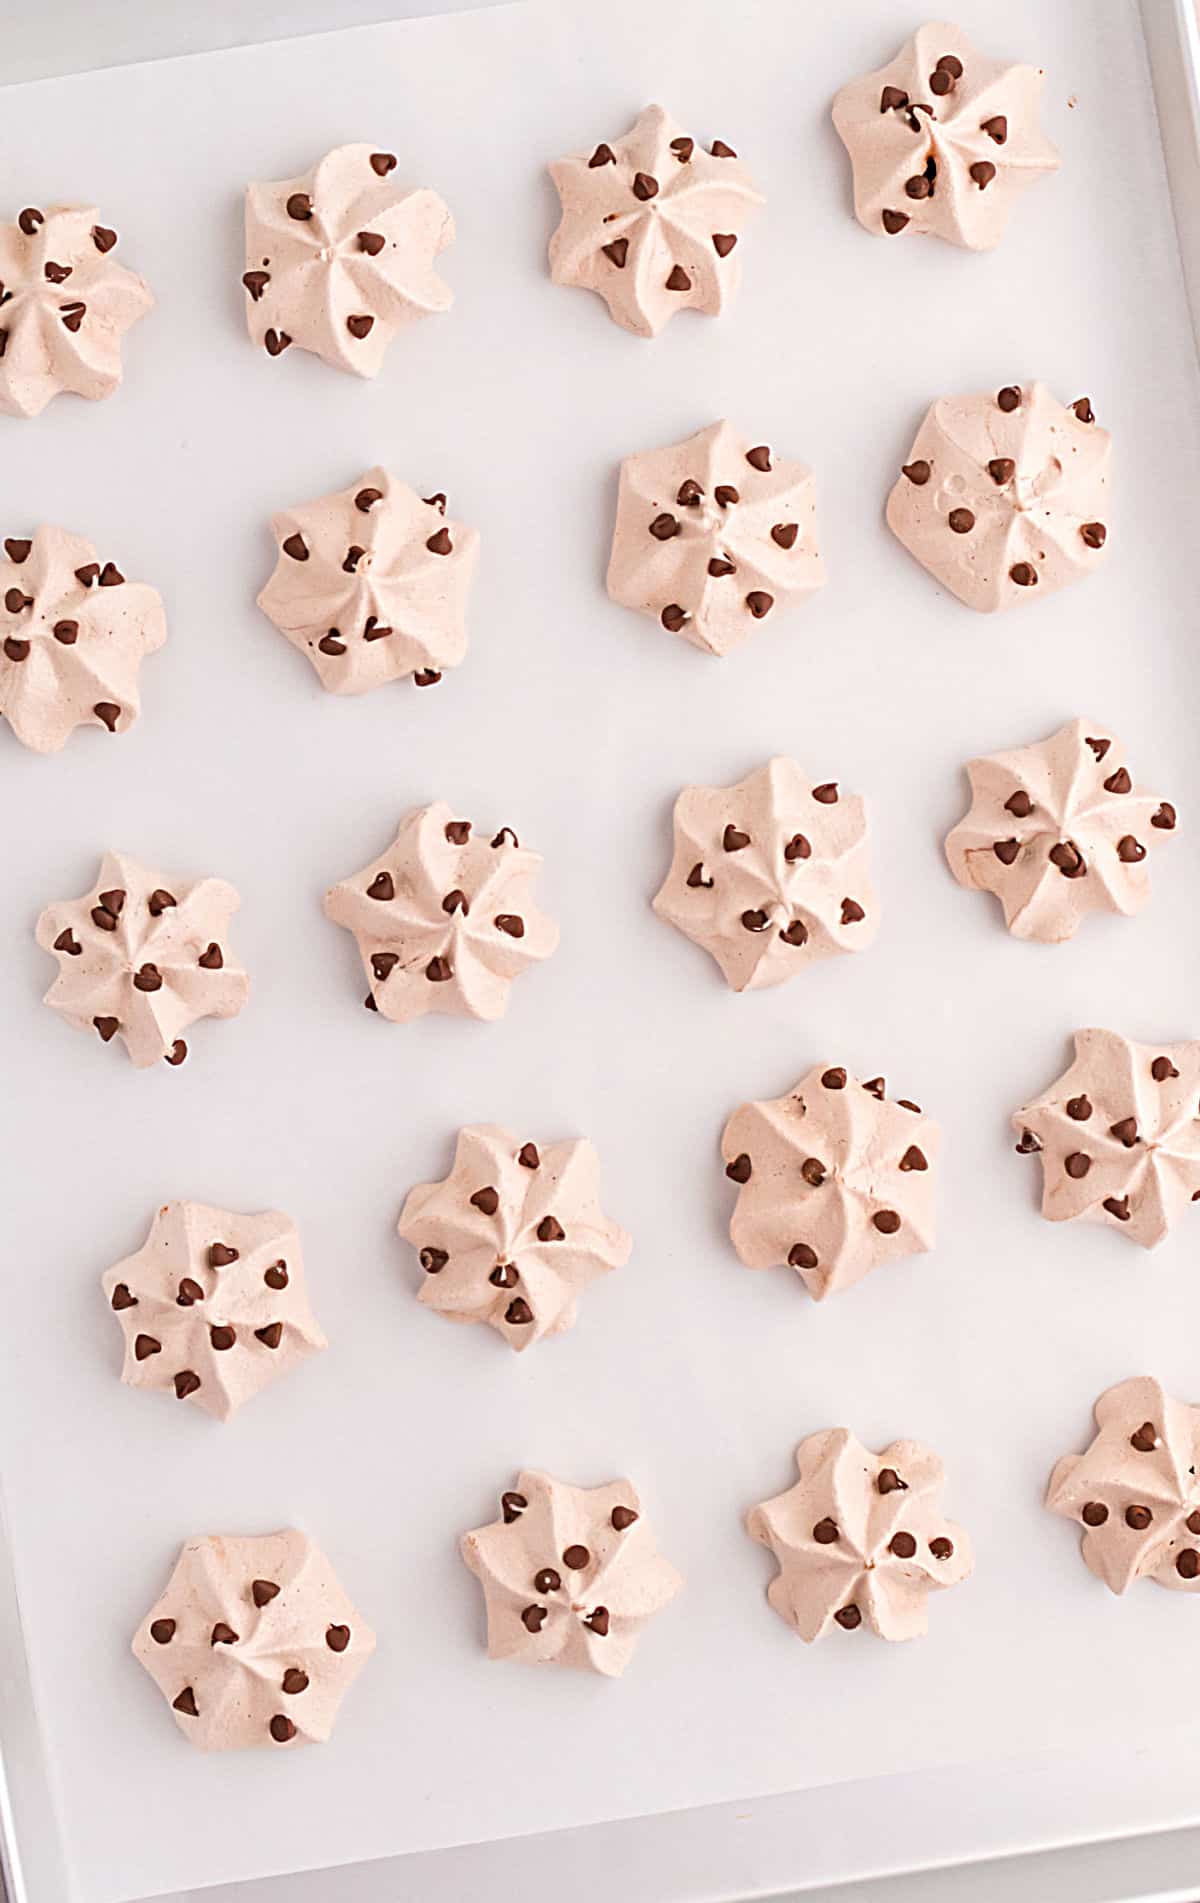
[[243, 143, 454, 375], [133, 1530, 375, 1750], [0, 204, 153, 418], [103, 1202, 326, 1421], [608, 422, 825, 656], [832, 23, 1059, 250], [654, 759, 876, 991], [1014, 1030, 1200, 1248], [887, 382, 1111, 611], [946, 720, 1177, 942], [398, 1125, 630, 1351], [257, 468, 478, 694], [1, 526, 166, 752], [36, 851, 249, 1068], [461, 1472, 683, 1677], [1047, 1378, 1200, 1594], [324, 803, 559, 1023], [723, 1065, 938, 1300], [748, 1428, 972, 1642], [548, 105, 763, 339]]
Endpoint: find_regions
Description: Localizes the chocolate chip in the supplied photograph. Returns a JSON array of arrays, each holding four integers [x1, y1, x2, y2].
[[282, 533, 309, 562], [172, 1688, 198, 1717], [1130, 1422, 1159, 1451], [780, 921, 808, 946], [367, 871, 394, 901], [677, 479, 704, 506], [812, 1518, 839, 1544], [864, 1078, 886, 1100], [880, 85, 909, 111], [997, 386, 1022, 412], [521, 1605, 546, 1633], [723, 824, 750, 851], [357, 231, 386, 256], [134, 1334, 161, 1361], [270, 1717, 297, 1744], [712, 233, 737, 256], [471, 1186, 500, 1216], [661, 604, 688, 633], [1110, 1117, 1139, 1147], [612, 1506, 638, 1531], [255, 1323, 283, 1349], [265, 1261, 289, 1290], [1081, 522, 1107, 549], [346, 314, 375, 340], [420, 1247, 448, 1274], [92, 225, 118, 253], [834, 1606, 861, 1630], [822, 1067, 847, 1090], [264, 329, 291, 356], [981, 115, 1008, 143], [993, 838, 1021, 866], [1072, 397, 1095, 423], [173, 1371, 201, 1400], [42, 260, 68, 286], [495, 914, 525, 937], [505, 1298, 534, 1325], [901, 460, 931, 486], [789, 1242, 818, 1269], [881, 210, 910, 234], [741, 908, 770, 932], [889, 1531, 918, 1559], [1015, 1130, 1042, 1153], [75, 564, 99, 586], [3, 538, 30, 563], [1050, 841, 1085, 878], [150, 1619, 175, 1644], [714, 486, 739, 509], [649, 513, 680, 541], [1081, 1502, 1108, 1526], [209, 1325, 236, 1351], [501, 1491, 527, 1523], [413, 669, 441, 686], [948, 507, 975, 534], [176, 1279, 203, 1307], [583, 1607, 610, 1636], [1066, 1095, 1092, 1120], [165, 1040, 188, 1066], [632, 172, 659, 201], [589, 143, 616, 167], [745, 445, 772, 472], [1117, 836, 1145, 864], [93, 1016, 120, 1041], [148, 888, 176, 916], [1125, 1504, 1152, 1530], [812, 783, 838, 804], [840, 898, 865, 924], [602, 238, 629, 268], [133, 963, 162, 992], [281, 1668, 309, 1695], [930, 68, 955, 95], [1179, 1549, 1200, 1580], [94, 702, 121, 732], [252, 1579, 280, 1608], [242, 269, 269, 301], [873, 1210, 901, 1234], [426, 956, 453, 982], [1188, 1512, 1200, 1535], [52, 620, 78, 644], [491, 827, 519, 849], [3, 588, 31, 614], [1010, 561, 1038, 587], [899, 1145, 928, 1172], [17, 208, 43, 236], [969, 161, 996, 189], [725, 1153, 752, 1184], [878, 1468, 907, 1495], [666, 266, 690, 291], [370, 152, 397, 175], [1152, 803, 1177, 830], [563, 1544, 590, 1570], [489, 1264, 517, 1288], [707, 557, 736, 578], [318, 632, 346, 656], [327, 1624, 351, 1652], [426, 527, 453, 556], [800, 1159, 826, 1187], [286, 193, 313, 221], [988, 458, 1015, 485], [686, 863, 713, 889], [711, 140, 738, 158], [537, 1216, 565, 1242], [2, 637, 29, 662], [441, 889, 469, 918], [746, 591, 773, 618], [209, 1244, 238, 1268], [60, 302, 86, 333], [1064, 1152, 1091, 1179], [929, 1537, 954, 1560], [905, 175, 932, 200], [110, 1282, 137, 1310], [445, 820, 471, 844], [1103, 1195, 1131, 1222], [1103, 768, 1131, 795], [1151, 1056, 1179, 1082], [784, 834, 811, 861]]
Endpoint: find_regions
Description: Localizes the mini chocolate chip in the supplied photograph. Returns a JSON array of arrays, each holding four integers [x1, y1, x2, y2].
[[1117, 836, 1145, 863], [1081, 522, 1107, 549], [714, 485, 739, 508], [209, 1325, 236, 1352], [1152, 803, 1177, 830], [94, 702, 121, 732], [789, 1242, 818, 1269], [348, 315, 375, 340], [282, 1668, 309, 1695], [948, 507, 975, 534], [367, 872, 394, 901], [1179, 1549, 1200, 1580], [864, 1078, 886, 1099], [470, 1186, 500, 1216], [286, 193, 312, 220], [813, 1517, 839, 1544], [521, 1604, 547, 1633], [589, 143, 616, 167], [150, 1619, 176, 1644], [930, 69, 954, 95], [173, 1371, 201, 1400], [612, 1506, 639, 1531], [812, 783, 838, 804], [1015, 1130, 1042, 1153], [265, 1261, 289, 1291], [726, 1153, 752, 1184], [505, 1298, 533, 1325], [834, 1606, 861, 1630], [1050, 841, 1085, 878], [211, 1623, 239, 1646], [492, 828, 519, 849], [602, 238, 629, 268], [881, 85, 909, 111], [264, 329, 291, 356], [426, 956, 453, 982], [420, 1247, 448, 1274], [632, 172, 659, 200], [780, 921, 808, 946], [988, 458, 1015, 485], [741, 908, 770, 932], [110, 1282, 137, 1310], [92, 225, 118, 253], [1189, 1512, 1200, 1535], [209, 1244, 239, 1267], [889, 1532, 917, 1559], [746, 590, 773, 617], [665, 266, 690, 291], [583, 1607, 610, 1636], [198, 943, 224, 969], [563, 1544, 590, 1570], [712, 233, 737, 256], [822, 1067, 847, 1090], [745, 445, 772, 472], [445, 820, 471, 844], [1081, 1502, 1109, 1527], [413, 668, 441, 686], [252, 1579, 280, 1608], [1103, 1196, 1131, 1222], [495, 913, 525, 937], [93, 1016, 120, 1041], [255, 1323, 283, 1349], [969, 160, 996, 189], [357, 231, 385, 256], [3, 588, 30, 613], [501, 1491, 527, 1523], [1072, 397, 1095, 423], [661, 604, 688, 633], [882, 210, 910, 234], [176, 1279, 203, 1307], [3, 636, 29, 662], [134, 1334, 161, 1360], [60, 302, 87, 333], [489, 1264, 518, 1288], [997, 386, 1022, 412], [784, 834, 811, 861], [993, 839, 1021, 866], [270, 1717, 297, 1744], [173, 1688, 198, 1716], [1110, 1116, 1139, 1147], [1151, 1056, 1179, 1081], [282, 533, 309, 562], [899, 1145, 927, 1172], [534, 1565, 561, 1594], [840, 898, 865, 924], [318, 632, 346, 656], [165, 1040, 188, 1066], [723, 824, 750, 851], [326, 1624, 351, 1652], [148, 888, 177, 916], [1130, 1422, 1159, 1451], [442, 888, 469, 916], [17, 209, 43, 236], [708, 557, 736, 578], [537, 1216, 565, 1242], [3, 538, 31, 563], [1064, 1152, 1091, 1179], [873, 1210, 901, 1234], [929, 1537, 954, 1560], [981, 115, 1008, 143], [1126, 1504, 1152, 1530], [801, 1158, 826, 1187], [242, 269, 269, 301], [878, 1468, 907, 1494], [905, 175, 932, 200], [132, 963, 162, 992], [686, 863, 714, 889], [1066, 1095, 1093, 1120], [649, 513, 680, 540], [426, 527, 453, 556], [901, 460, 931, 486], [711, 140, 738, 158]]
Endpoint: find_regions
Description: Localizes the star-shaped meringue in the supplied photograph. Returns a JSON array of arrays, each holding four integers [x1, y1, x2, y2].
[[103, 1202, 327, 1422], [1013, 1030, 1200, 1249], [324, 802, 559, 1023], [654, 758, 876, 990], [36, 851, 249, 1068], [608, 422, 825, 656], [398, 1125, 631, 1351], [946, 719, 1177, 942], [831, 22, 1059, 250], [748, 1428, 972, 1641], [133, 1530, 375, 1750], [886, 381, 1111, 612], [1047, 1377, 1200, 1594], [257, 467, 478, 695], [1, 525, 166, 752], [461, 1471, 683, 1677], [548, 105, 763, 339], [243, 143, 454, 376], [0, 203, 153, 418], [722, 1064, 938, 1300]]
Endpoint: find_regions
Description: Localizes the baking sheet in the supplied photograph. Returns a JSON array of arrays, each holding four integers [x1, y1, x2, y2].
[[4, 0, 1200, 1898]]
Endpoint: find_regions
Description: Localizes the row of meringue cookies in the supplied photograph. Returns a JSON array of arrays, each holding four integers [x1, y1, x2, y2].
[[0, 373, 1112, 755], [0, 20, 1063, 426], [132, 1371, 1200, 1752]]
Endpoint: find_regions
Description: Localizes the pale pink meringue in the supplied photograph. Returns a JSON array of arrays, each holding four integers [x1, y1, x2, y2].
[[0, 203, 153, 418], [1047, 1377, 1200, 1594]]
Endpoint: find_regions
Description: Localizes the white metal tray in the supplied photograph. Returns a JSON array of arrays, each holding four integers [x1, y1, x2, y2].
[[5, 1, 1200, 1899]]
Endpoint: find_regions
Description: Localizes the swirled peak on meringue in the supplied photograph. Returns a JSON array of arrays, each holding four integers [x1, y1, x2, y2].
[[887, 382, 1111, 612], [832, 22, 1059, 250], [548, 106, 763, 339], [0, 203, 153, 418], [608, 422, 825, 656], [946, 719, 1177, 942], [1, 525, 166, 752], [257, 467, 478, 695], [654, 758, 875, 991], [243, 143, 454, 376]]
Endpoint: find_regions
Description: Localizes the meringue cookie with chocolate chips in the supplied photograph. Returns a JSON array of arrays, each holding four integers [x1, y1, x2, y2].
[[887, 382, 1111, 612], [1013, 1030, 1200, 1249], [654, 758, 875, 990], [398, 1125, 631, 1350], [1, 525, 166, 752], [832, 22, 1059, 250], [243, 143, 454, 375], [723, 1064, 938, 1300], [748, 1428, 972, 1641], [324, 802, 559, 1023], [36, 850, 249, 1068], [1047, 1376, 1200, 1594], [461, 1471, 683, 1676], [548, 105, 763, 339], [133, 1530, 375, 1750], [0, 203, 153, 418], [946, 719, 1177, 941], [103, 1201, 326, 1421], [609, 422, 825, 656], [258, 467, 478, 694]]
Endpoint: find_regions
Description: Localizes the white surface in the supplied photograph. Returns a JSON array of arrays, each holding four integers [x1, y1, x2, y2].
[[3, 0, 1200, 1899]]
